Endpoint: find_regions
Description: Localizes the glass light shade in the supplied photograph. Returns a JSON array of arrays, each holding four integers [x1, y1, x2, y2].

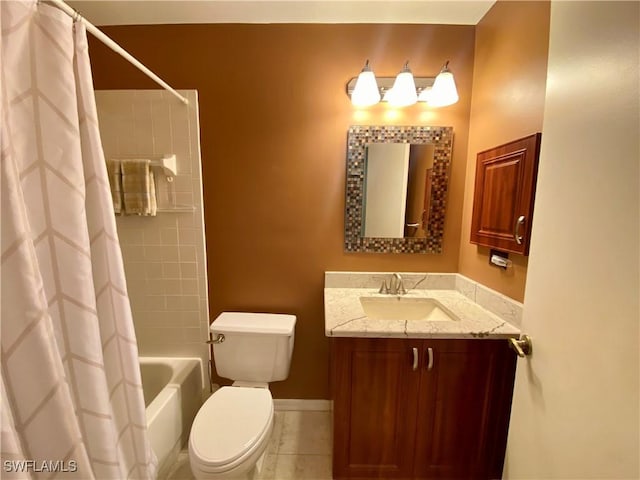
[[429, 66, 459, 107], [351, 69, 380, 107], [351, 61, 380, 107], [385, 68, 417, 107]]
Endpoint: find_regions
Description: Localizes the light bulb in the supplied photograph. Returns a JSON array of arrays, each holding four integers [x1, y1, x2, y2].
[[351, 60, 380, 107]]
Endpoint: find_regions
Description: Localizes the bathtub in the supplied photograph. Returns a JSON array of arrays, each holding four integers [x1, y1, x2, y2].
[[140, 357, 203, 477]]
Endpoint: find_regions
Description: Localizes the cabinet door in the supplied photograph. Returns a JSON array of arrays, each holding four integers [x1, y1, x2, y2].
[[332, 338, 422, 479], [414, 340, 516, 480], [470, 133, 541, 255]]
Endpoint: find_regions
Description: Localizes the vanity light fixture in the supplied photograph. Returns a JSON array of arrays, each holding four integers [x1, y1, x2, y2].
[[347, 60, 459, 108], [350, 60, 381, 107]]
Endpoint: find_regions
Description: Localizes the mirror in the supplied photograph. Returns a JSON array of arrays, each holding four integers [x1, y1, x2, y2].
[[345, 125, 453, 253], [363, 143, 435, 239]]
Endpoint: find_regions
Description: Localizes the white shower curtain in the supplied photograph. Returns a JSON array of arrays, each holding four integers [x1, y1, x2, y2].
[[1, 1, 156, 478]]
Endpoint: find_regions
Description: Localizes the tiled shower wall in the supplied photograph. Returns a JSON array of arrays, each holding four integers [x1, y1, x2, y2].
[[95, 90, 209, 382]]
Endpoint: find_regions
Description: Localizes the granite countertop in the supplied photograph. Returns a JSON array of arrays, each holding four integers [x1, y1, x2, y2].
[[324, 287, 521, 339]]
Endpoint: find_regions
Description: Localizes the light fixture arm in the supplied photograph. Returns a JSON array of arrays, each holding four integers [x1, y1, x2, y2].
[[346, 76, 436, 97]]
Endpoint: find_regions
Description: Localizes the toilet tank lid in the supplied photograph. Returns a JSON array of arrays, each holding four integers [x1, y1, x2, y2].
[[211, 312, 296, 335]]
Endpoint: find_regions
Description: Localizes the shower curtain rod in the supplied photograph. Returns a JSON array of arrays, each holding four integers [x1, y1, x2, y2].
[[47, 0, 189, 105]]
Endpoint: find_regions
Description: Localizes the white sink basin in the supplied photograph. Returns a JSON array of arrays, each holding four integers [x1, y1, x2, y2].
[[359, 296, 459, 322]]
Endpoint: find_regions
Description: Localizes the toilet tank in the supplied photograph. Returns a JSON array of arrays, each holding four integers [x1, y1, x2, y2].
[[210, 312, 296, 383]]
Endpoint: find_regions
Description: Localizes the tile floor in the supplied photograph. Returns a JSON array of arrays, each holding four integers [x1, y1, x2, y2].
[[166, 410, 332, 479]]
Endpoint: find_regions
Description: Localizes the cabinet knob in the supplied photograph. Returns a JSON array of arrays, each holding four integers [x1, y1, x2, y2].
[[514, 215, 526, 245], [508, 335, 532, 357]]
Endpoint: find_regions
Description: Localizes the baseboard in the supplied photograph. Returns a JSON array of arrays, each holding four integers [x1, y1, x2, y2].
[[273, 399, 331, 411]]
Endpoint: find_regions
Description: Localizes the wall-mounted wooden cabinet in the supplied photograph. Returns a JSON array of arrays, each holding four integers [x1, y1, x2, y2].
[[331, 338, 517, 480], [470, 133, 542, 255]]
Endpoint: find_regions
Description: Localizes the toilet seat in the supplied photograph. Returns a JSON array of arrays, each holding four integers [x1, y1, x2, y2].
[[189, 386, 273, 474]]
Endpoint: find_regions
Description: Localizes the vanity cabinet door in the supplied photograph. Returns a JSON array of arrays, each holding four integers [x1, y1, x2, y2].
[[413, 340, 516, 480], [470, 133, 542, 255], [331, 338, 516, 480], [331, 338, 423, 479]]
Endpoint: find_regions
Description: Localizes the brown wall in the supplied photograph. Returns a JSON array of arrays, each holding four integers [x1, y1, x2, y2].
[[458, 1, 550, 302], [89, 24, 475, 398]]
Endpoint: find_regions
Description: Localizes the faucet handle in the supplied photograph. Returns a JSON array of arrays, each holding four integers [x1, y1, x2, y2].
[[379, 280, 389, 294], [397, 280, 407, 295]]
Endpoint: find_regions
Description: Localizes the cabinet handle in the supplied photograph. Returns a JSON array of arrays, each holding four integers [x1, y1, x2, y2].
[[412, 347, 419, 371], [514, 215, 525, 245], [426, 347, 434, 371]]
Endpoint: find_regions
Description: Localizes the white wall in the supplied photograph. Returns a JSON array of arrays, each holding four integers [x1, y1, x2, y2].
[[504, 2, 639, 478], [364, 143, 410, 238], [95, 90, 210, 385]]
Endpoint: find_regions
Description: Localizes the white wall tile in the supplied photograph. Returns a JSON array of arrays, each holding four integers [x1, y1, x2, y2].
[[145, 262, 163, 279], [147, 279, 165, 295], [181, 296, 200, 312], [178, 228, 197, 245], [96, 90, 209, 379], [151, 96, 173, 155], [166, 296, 182, 312], [177, 214, 195, 229], [181, 279, 199, 295], [179, 246, 197, 262], [161, 246, 180, 262], [162, 263, 180, 279], [133, 95, 154, 153], [183, 328, 202, 343], [160, 228, 178, 245], [180, 262, 197, 279], [163, 279, 182, 295], [144, 246, 164, 262], [143, 229, 162, 245], [181, 311, 200, 327]]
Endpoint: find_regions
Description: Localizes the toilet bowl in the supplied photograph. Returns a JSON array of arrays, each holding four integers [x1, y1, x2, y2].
[[189, 387, 273, 479], [188, 312, 296, 480]]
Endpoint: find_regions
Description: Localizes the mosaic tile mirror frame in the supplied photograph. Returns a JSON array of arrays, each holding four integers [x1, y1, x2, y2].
[[344, 125, 454, 253]]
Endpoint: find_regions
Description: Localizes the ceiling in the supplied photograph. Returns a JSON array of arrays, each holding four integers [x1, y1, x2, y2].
[[66, 1, 496, 26]]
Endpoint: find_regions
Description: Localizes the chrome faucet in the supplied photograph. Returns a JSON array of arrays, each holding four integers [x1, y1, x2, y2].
[[390, 273, 407, 295], [379, 273, 407, 295]]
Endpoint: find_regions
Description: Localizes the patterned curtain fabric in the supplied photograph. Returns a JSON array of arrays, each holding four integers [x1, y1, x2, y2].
[[1, 1, 156, 478]]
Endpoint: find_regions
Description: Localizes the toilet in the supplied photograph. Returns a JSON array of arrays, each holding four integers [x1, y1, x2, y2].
[[188, 312, 296, 479]]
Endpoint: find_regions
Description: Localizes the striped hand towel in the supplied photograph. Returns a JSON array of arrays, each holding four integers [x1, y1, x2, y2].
[[106, 159, 123, 214], [121, 159, 158, 216]]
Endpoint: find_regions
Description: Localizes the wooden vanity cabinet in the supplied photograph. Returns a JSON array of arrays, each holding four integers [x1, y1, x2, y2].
[[331, 338, 516, 480]]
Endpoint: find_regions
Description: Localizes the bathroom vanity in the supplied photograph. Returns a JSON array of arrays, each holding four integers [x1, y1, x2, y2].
[[325, 272, 521, 480]]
